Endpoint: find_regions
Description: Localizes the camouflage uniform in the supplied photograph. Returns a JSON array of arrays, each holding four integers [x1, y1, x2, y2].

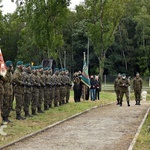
[[133, 73, 143, 105], [13, 61, 25, 120], [2, 66, 13, 122], [65, 71, 72, 103], [53, 69, 60, 107], [114, 73, 121, 105], [59, 70, 66, 105], [0, 75, 4, 123], [31, 68, 41, 115], [38, 67, 45, 113], [23, 64, 33, 117], [119, 74, 130, 106], [44, 68, 50, 110], [49, 70, 54, 108]]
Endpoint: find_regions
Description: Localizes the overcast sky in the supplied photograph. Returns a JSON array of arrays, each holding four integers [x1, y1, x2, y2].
[[1, 0, 84, 14]]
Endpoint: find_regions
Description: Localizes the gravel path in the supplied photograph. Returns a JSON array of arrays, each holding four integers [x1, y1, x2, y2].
[[3, 101, 150, 150]]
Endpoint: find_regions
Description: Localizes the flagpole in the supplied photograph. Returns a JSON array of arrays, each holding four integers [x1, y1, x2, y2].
[[83, 52, 86, 101]]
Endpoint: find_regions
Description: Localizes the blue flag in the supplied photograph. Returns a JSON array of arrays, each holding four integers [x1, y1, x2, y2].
[[81, 53, 91, 88]]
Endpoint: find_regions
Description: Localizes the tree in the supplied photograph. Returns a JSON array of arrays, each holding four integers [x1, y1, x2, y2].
[[80, 0, 132, 79]]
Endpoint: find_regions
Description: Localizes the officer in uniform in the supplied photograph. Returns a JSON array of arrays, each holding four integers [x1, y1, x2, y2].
[[0, 66, 5, 123], [2, 60, 13, 122], [43, 67, 50, 110], [133, 72, 143, 105], [49, 68, 54, 108], [31, 66, 41, 115], [23, 63, 33, 117], [38, 65, 45, 113], [73, 71, 82, 102], [59, 69, 65, 105], [13, 61, 25, 120], [65, 70, 72, 103], [119, 73, 130, 107], [114, 73, 121, 105], [53, 68, 60, 107]]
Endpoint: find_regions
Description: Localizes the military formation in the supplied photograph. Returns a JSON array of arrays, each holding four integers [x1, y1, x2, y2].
[[114, 72, 143, 106], [0, 60, 72, 123]]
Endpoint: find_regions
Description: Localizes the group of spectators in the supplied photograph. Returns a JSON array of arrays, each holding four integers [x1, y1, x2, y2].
[[73, 71, 101, 102]]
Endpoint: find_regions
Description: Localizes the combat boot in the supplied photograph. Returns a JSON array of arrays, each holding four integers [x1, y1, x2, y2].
[[137, 101, 141, 105], [49, 104, 52, 108], [16, 114, 26, 120], [62, 100, 65, 104], [127, 101, 130, 107], [135, 101, 138, 105], [54, 103, 58, 107], [120, 103, 122, 106], [44, 105, 49, 111], [3, 117, 12, 123], [25, 111, 33, 117], [37, 107, 44, 113], [32, 110, 38, 116]]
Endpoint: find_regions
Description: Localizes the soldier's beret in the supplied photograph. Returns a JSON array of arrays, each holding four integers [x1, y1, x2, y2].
[[38, 65, 43, 69], [122, 73, 126, 77], [17, 61, 23, 66], [5, 60, 12, 67], [54, 68, 59, 72], [43, 67, 49, 71], [24, 63, 30, 68], [31, 66, 37, 70]]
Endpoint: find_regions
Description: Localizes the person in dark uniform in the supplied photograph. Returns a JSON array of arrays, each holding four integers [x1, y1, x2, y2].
[[133, 72, 143, 105], [73, 72, 82, 102], [95, 75, 101, 100]]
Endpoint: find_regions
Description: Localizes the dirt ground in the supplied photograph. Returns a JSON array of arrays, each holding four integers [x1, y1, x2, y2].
[[3, 100, 150, 150]]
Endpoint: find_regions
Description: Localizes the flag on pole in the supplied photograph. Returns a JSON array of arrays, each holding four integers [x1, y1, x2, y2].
[[81, 52, 91, 88], [0, 48, 7, 77]]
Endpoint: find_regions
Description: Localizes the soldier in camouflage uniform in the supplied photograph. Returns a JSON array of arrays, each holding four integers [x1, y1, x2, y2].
[[43, 67, 50, 110], [53, 68, 61, 107], [2, 61, 13, 122], [118, 73, 130, 107], [31, 66, 41, 115], [49, 68, 54, 108], [65, 70, 72, 103], [13, 61, 25, 120], [23, 63, 33, 117], [133, 73, 143, 105], [0, 68, 5, 123], [38, 65, 45, 113], [114, 73, 121, 105], [59, 69, 66, 105]]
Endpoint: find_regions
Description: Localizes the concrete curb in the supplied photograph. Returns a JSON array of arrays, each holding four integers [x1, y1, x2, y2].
[[0, 101, 115, 149], [128, 106, 150, 150]]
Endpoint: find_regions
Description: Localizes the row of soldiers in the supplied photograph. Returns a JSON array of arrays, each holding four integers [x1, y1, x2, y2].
[[0, 60, 72, 123]]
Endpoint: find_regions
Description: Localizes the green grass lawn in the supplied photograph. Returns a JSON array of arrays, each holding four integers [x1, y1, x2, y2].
[[133, 110, 150, 150], [0, 91, 149, 149]]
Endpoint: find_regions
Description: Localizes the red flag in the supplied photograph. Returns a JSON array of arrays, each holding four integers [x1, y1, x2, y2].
[[0, 49, 6, 77]]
